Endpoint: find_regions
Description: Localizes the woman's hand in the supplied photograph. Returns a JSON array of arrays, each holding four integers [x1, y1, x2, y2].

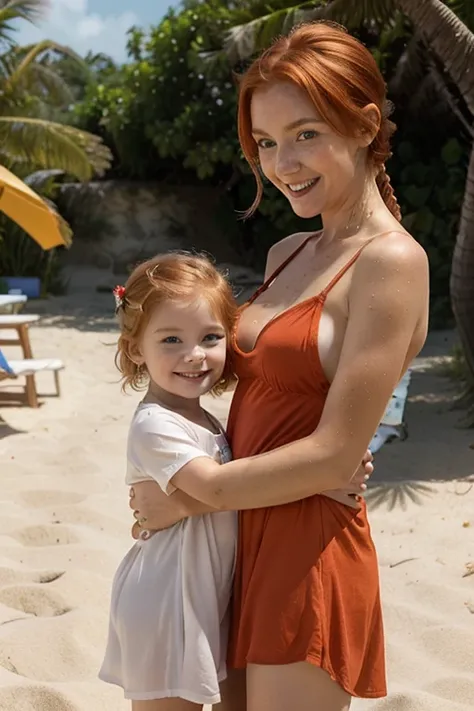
[[322, 447, 373, 509]]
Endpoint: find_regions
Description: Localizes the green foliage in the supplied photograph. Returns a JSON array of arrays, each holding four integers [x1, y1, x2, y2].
[[0, 39, 112, 179], [391, 131, 468, 328], [75, 2, 244, 180]]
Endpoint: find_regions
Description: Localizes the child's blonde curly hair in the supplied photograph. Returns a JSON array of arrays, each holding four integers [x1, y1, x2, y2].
[[114, 252, 237, 395]]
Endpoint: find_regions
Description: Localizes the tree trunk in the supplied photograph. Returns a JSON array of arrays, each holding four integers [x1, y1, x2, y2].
[[450, 143, 474, 384], [396, 0, 474, 114], [394, 0, 474, 385]]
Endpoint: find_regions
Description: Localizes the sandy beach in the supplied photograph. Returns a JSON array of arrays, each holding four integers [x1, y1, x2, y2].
[[0, 284, 473, 711]]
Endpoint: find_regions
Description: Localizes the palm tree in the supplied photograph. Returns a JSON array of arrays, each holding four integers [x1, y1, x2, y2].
[[0, 0, 111, 180], [224, 0, 474, 411]]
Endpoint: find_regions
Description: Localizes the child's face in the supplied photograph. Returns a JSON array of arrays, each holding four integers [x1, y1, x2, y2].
[[138, 296, 227, 400]]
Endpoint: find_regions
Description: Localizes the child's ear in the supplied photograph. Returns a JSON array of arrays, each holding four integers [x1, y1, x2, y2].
[[129, 342, 144, 365]]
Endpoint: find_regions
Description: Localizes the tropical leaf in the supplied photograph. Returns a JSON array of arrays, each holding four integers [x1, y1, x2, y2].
[[394, 0, 474, 115], [14, 61, 74, 106], [423, 53, 473, 137], [325, 0, 396, 28], [389, 33, 427, 100], [0, 116, 112, 180], [224, 2, 327, 62], [23, 168, 65, 192], [449, 0, 474, 31], [5, 40, 87, 94], [0, 0, 47, 47]]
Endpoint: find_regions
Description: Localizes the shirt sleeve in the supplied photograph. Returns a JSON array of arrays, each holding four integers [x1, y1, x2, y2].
[[128, 408, 212, 494]]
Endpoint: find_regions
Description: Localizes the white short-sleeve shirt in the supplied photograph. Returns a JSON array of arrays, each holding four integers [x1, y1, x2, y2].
[[99, 402, 236, 704]]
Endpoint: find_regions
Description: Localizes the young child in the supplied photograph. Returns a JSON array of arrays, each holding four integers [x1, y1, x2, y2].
[[99, 252, 238, 710]]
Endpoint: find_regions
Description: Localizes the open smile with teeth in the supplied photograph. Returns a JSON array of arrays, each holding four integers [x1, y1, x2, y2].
[[175, 371, 210, 379], [287, 178, 319, 194]]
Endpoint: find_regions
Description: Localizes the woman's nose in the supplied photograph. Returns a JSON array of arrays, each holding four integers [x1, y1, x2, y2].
[[275, 147, 300, 178]]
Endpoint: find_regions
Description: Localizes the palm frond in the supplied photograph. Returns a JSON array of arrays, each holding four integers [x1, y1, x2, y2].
[[224, 2, 327, 62], [325, 0, 396, 29], [0, 0, 47, 46], [424, 52, 473, 138], [6, 39, 88, 92], [450, 0, 474, 31], [23, 168, 65, 192], [396, 0, 474, 115], [17, 62, 74, 106], [389, 34, 427, 102], [0, 116, 112, 180]]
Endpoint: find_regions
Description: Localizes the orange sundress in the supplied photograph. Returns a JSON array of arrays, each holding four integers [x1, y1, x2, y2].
[[226, 236, 387, 698]]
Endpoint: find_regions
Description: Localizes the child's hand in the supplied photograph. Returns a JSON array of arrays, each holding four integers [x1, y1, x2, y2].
[[129, 481, 187, 538], [322, 448, 373, 509]]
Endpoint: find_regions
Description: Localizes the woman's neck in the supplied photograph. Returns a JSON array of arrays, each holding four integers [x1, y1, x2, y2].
[[320, 175, 386, 241]]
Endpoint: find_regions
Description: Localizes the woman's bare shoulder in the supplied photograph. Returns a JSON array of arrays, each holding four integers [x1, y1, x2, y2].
[[356, 229, 429, 286], [264, 230, 320, 279], [353, 229, 429, 323]]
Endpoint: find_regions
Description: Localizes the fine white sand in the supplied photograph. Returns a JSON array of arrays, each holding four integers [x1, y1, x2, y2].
[[0, 286, 473, 711]]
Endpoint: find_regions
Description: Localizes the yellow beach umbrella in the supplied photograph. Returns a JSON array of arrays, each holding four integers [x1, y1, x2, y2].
[[0, 165, 72, 250]]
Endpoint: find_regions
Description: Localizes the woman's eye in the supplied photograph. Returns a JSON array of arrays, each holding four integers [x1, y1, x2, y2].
[[162, 336, 181, 344], [203, 333, 224, 343], [256, 138, 276, 149], [297, 130, 318, 141]]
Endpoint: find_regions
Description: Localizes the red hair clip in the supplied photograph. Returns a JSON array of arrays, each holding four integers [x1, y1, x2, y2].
[[113, 285, 126, 311]]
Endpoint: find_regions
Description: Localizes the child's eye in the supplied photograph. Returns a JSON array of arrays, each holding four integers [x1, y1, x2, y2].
[[297, 130, 319, 141], [162, 336, 181, 344], [203, 333, 224, 342]]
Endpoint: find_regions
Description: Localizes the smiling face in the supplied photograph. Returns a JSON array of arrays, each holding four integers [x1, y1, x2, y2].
[[251, 81, 368, 219], [137, 296, 227, 404]]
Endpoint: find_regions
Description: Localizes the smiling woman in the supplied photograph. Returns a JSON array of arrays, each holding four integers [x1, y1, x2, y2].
[[238, 24, 401, 224]]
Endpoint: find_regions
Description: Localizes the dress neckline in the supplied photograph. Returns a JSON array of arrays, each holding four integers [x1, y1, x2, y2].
[[233, 229, 407, 357]]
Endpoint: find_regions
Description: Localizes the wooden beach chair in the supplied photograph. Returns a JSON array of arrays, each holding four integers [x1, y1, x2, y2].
[[0, 314, 41, 359], [0, 347, 64, 408]]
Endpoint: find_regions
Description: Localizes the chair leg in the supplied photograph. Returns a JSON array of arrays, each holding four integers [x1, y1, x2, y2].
[[18, 324, 33, 359], [54, 370, 61, 397], [25, 374, 39, 408]]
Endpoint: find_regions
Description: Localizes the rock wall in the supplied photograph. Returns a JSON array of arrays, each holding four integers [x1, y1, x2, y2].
[[59, 180, 241, 273]]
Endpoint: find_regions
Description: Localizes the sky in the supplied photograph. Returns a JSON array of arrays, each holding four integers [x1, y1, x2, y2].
[[14, 0, 182, 62]]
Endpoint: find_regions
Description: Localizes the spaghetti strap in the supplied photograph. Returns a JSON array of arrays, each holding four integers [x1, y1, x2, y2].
[[248, 233, 317, 305], [248, 229, 407, 304], [320, 230, 407, 299]]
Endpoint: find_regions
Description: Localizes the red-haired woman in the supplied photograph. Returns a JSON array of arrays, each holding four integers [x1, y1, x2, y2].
[[130, 21, 429, 711]]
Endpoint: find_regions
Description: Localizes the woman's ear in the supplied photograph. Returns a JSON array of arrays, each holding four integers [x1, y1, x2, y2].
[[358, 103, 381, 147]]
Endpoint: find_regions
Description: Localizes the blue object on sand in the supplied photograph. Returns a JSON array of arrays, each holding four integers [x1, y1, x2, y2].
[[0, 348, 15, 375]]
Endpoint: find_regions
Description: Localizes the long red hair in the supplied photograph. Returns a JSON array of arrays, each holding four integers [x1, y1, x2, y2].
[[237, 21, 401, 221]]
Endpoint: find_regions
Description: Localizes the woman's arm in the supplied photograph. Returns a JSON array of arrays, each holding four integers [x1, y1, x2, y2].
[[130, 450, 373, 536], [168, 233, 429, 510]]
